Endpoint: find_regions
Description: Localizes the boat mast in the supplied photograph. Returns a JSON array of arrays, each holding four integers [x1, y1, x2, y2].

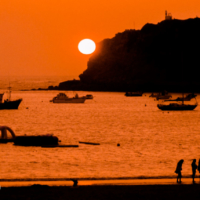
[[182, 93, 184, 105], [0, 93, 4, 103], [7, 87, 11, 101], [194, 95, 198, 105]]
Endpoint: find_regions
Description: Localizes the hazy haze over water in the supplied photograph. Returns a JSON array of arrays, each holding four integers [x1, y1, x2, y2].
[[0, 76, 200, 181], [0, 76, 79, 91]]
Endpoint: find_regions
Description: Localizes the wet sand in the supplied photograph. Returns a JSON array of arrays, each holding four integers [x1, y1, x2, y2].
[[1, 179, 200, 200]]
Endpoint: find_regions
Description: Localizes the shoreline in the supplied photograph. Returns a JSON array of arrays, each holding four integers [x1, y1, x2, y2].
[[1, 177, 200, 187], [31, 88, 200, 93]]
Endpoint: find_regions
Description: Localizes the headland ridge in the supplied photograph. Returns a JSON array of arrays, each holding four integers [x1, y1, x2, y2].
[[46, 17, 200, 93]]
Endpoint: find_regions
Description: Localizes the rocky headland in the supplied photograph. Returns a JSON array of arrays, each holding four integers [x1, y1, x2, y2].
[[47, 18, 200, 92]]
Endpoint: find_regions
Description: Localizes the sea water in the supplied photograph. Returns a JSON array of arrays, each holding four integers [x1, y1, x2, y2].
[[0, 76, 200, 181]]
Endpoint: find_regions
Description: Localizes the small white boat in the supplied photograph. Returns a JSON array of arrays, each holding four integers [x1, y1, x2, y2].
[[51, 93, 86, 103], [84, 94, 93, 99], [125, 91, 143, 96]]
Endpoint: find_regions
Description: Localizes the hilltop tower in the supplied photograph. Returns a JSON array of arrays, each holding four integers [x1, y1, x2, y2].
[[165, 11, 172, 20]]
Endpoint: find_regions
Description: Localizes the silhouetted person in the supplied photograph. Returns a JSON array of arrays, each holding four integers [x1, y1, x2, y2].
[[71, 179, 78, 187], [175, 159, 184, 183], [198, 159, 200, 173], [191, 159, 197, 183], [198, 159, 200, 181]]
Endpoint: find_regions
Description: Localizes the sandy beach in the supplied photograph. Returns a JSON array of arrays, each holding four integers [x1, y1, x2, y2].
[[1, 179, 200, 200]]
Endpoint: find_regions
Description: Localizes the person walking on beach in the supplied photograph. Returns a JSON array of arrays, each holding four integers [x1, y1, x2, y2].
[[198, 159, 200, 173], [198, 159, 200, 181], [191, 159, 197, 183], [175, 159, 184, 183]]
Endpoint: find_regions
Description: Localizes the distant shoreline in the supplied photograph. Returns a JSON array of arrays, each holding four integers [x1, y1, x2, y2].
[[30, 79, 200, 93], [30, 87, 200, 94]]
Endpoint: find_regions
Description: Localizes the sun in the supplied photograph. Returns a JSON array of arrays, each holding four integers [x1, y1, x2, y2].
[[78, 39, 96, 54]]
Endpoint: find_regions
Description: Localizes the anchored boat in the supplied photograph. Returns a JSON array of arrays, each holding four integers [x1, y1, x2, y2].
[[157, 93, 198, 111], [150, 91, 172, 100], [157, 103, 197, 110], [50, 93, 86, 103], [84, 94, 93, 99], [0, 88, 22, 110], [125, 91, 143, 96]]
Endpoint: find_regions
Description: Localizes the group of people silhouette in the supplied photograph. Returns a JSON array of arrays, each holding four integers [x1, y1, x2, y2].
[[175, 159, 200, 183]]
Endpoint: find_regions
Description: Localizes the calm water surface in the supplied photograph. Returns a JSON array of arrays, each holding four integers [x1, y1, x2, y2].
[[1, 89, 200, 181]]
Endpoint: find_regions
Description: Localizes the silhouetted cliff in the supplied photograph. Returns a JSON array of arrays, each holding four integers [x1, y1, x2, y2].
[[50, 18, 200, 92]]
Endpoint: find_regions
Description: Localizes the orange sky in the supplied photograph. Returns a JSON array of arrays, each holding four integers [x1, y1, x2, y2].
[[0, 0, 200, 76]]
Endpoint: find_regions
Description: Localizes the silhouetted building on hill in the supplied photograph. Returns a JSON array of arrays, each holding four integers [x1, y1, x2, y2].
[[165, 11, 172, 20]]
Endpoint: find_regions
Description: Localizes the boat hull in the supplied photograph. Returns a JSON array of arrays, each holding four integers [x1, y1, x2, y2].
[[53, 98, 85, 103], [0, 99, 22, 110], [157, 104, 197, 111]]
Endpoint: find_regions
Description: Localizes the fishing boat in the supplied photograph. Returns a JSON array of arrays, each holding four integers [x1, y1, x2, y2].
[[50, 93, 86, 103], [125, 91, 143, 96], [0, 88, 22, 110], [157, 93, 198, 111], [157, 102, 197, 110]]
